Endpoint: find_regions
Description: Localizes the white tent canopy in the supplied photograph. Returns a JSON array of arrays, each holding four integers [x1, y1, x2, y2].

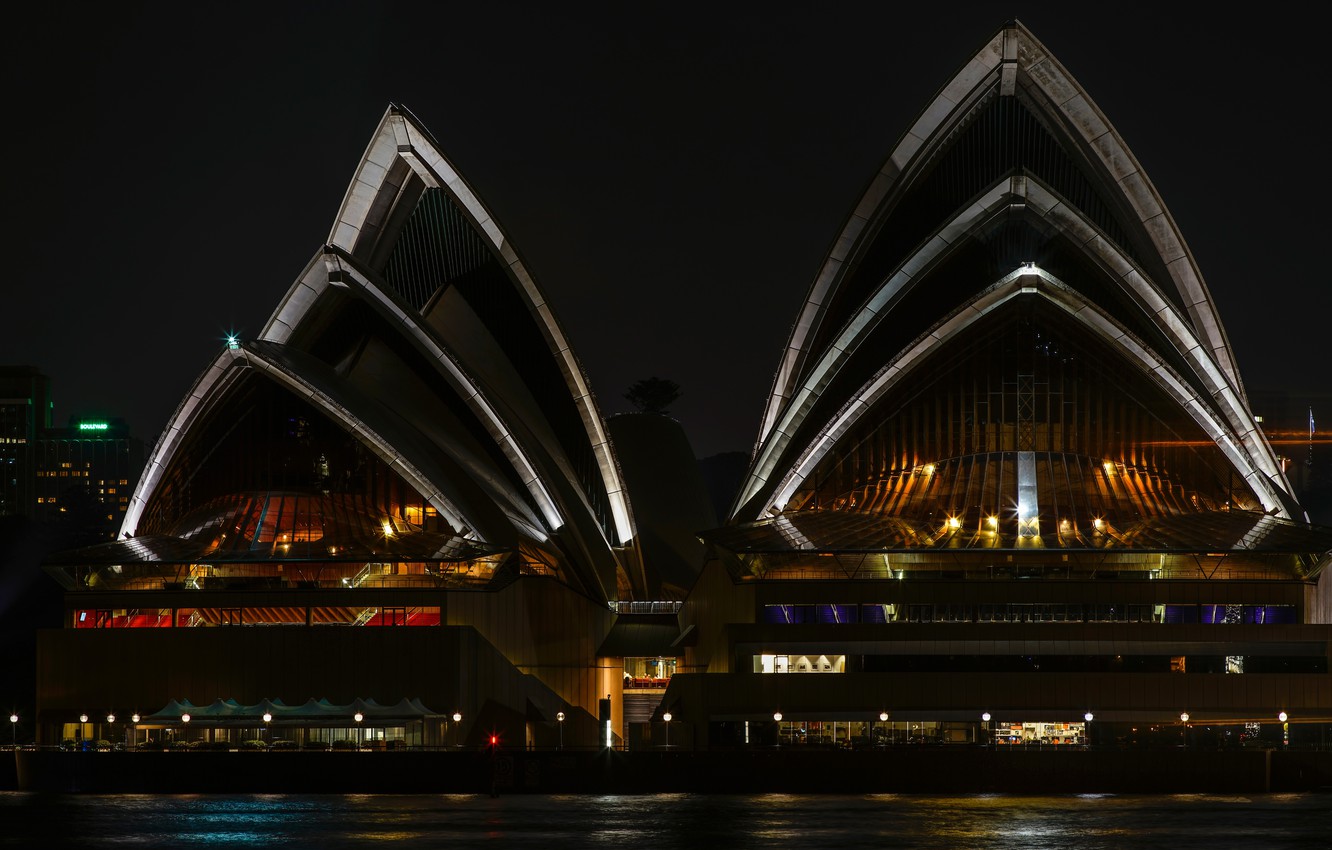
[[142, 697, 438, 726]]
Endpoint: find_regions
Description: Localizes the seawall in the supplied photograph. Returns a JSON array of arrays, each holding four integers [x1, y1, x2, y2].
[[10, 747, 1332, 795]]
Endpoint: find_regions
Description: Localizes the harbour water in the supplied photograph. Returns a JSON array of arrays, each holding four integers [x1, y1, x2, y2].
[[4, 791, 1331, 849]]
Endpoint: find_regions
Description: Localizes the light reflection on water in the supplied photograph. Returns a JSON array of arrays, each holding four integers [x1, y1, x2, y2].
[[3, 791, 1331, 849]]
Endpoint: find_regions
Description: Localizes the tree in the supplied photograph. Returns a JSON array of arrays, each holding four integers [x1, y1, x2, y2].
[[624, 377, 681, 415]]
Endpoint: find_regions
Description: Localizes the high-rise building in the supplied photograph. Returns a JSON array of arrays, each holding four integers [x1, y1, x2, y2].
[[0, 366, 53, 519], [33, 417, 145, 541], [0, 367, 144, 540]]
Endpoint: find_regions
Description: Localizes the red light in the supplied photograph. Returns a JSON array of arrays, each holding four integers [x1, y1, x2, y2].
[[489, 735, 497, 745]]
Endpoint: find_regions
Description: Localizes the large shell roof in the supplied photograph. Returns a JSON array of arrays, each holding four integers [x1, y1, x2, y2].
[[733, 20, 1298, 528]]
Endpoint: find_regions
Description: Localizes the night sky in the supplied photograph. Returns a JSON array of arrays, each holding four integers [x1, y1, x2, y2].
[[5, 3, 1329, 462]]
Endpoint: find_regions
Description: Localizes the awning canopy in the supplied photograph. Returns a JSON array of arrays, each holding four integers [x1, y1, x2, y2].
[[141, 696, 439, 726]]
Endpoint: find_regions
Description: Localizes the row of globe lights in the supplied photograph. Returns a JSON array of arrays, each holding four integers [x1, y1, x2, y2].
[[55, 707, 1298, 747], [765, 709, 1298, 743], [76, 709, 1306, 726]]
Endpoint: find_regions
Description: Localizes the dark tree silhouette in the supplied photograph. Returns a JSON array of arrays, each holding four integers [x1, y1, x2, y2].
[[624, 377, 681, 415]]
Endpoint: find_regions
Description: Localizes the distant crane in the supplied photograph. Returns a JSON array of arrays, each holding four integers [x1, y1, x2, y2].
[[1310, 407, 1316, 468]]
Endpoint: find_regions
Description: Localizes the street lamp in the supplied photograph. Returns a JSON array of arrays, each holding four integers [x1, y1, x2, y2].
[[982, 712, 992, 747], [8, 714, 16, 747], [452, 711, 462, 748], [878, 711, 889, 747], [663, 711, 672, 748], [79, 714, 88, 749], [354, 712, 363, 750], [556, 711, 565, 749]]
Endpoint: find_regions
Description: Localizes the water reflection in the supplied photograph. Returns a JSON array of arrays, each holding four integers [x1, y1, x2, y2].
[[3, 791, 1331, 849]]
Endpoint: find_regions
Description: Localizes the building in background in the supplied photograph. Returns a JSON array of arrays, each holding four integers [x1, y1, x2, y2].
[[0, 366, 53, 520], [1, 367, 143, 541], [33, 417, 145, 542], [1249, 389, 1331, 525]]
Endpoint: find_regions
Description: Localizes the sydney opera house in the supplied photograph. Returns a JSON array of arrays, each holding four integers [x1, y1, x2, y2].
[[34, 21, 1332, 756]]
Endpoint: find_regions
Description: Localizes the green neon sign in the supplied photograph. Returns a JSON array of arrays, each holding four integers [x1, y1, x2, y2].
[[77, 421, 109, 431]]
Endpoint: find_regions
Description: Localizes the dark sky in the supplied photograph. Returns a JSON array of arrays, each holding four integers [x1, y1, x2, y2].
[[4, 3, 1329, 461]]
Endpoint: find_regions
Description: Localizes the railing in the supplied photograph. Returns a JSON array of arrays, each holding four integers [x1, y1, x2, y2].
[[610, 601, 683, 614], [623, 677, 671, 690]]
